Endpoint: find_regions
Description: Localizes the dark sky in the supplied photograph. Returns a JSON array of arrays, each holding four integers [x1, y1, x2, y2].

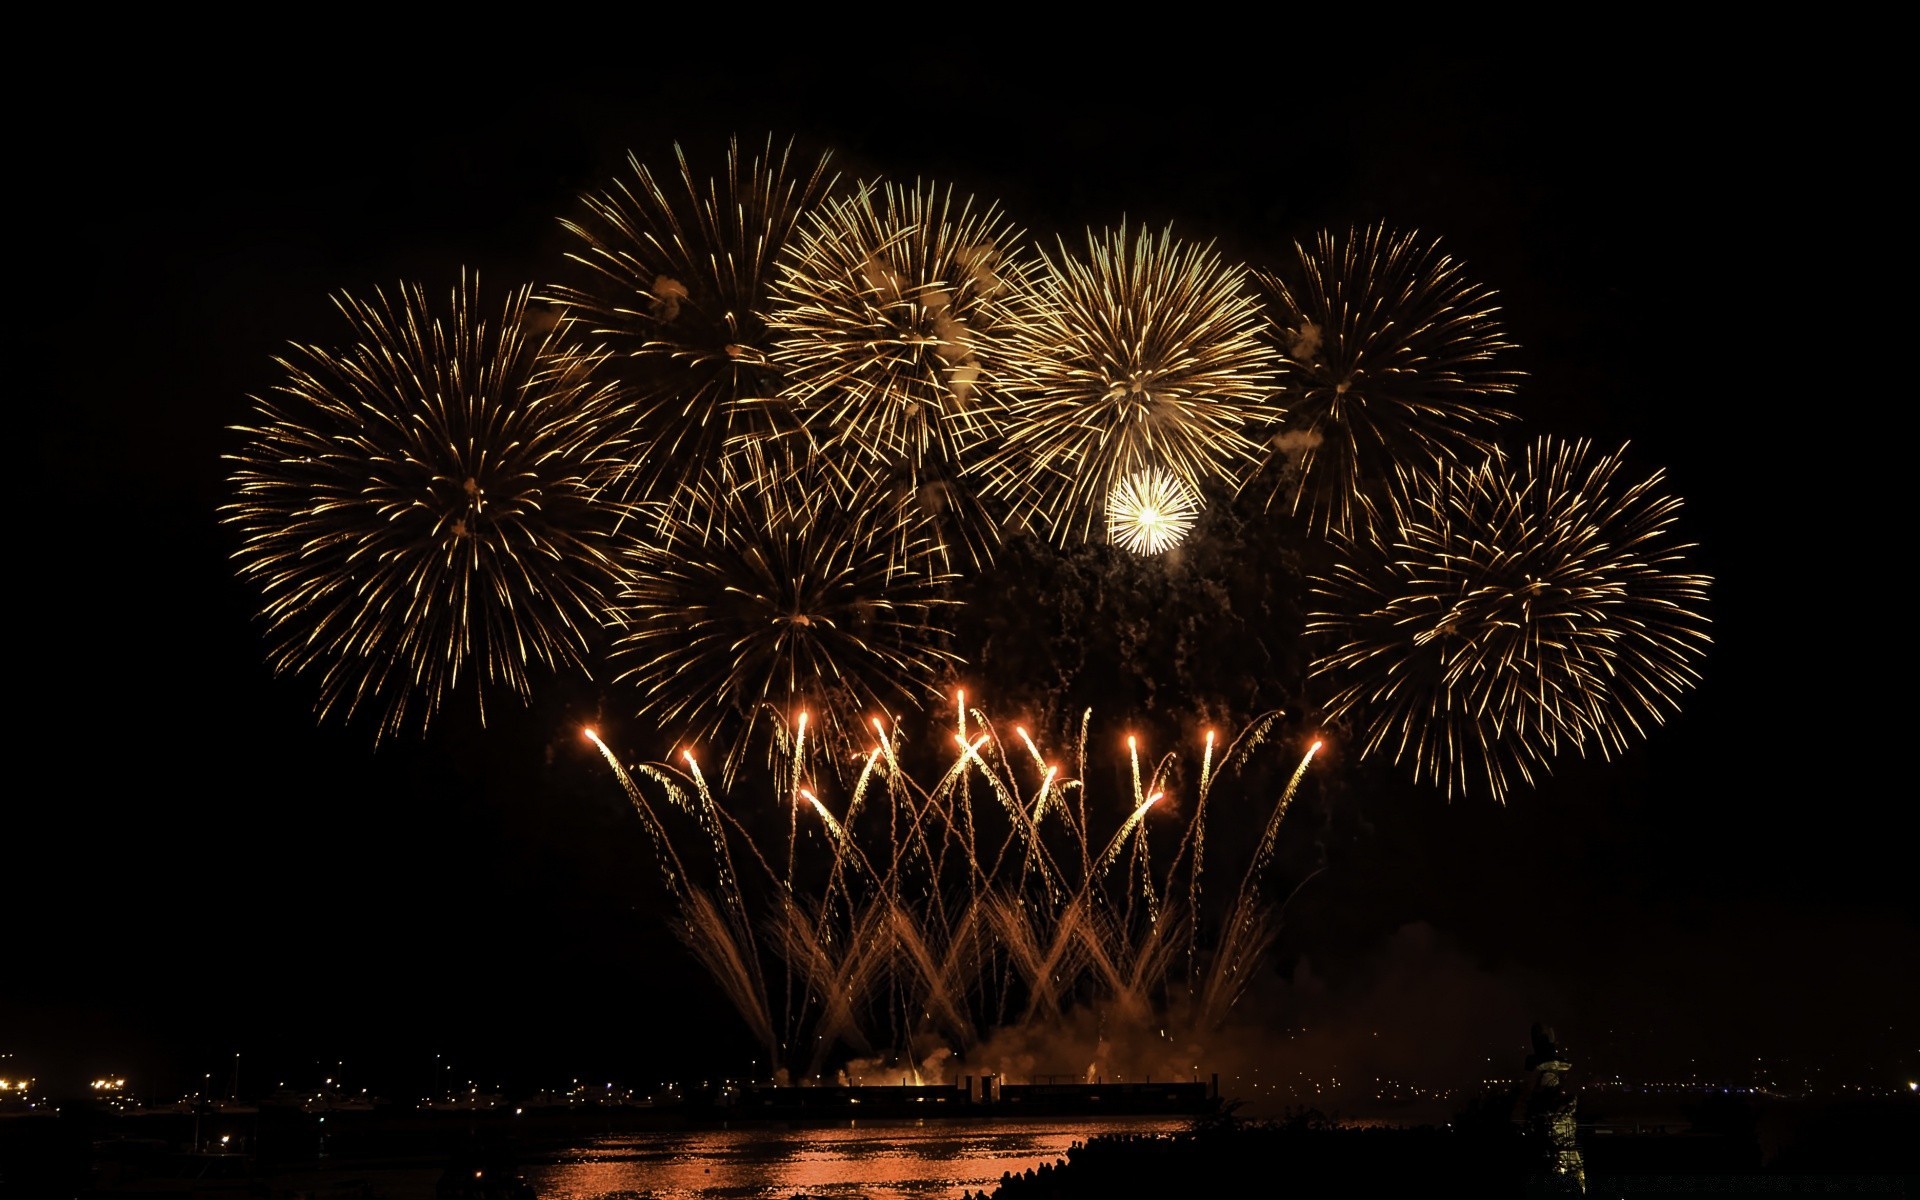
[[14, 39, 1907, 1105]]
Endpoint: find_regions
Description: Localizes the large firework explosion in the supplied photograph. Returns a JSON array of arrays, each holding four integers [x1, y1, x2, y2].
[[604, 448, 963, 785], [586, 699, 1323, 1084], [542, 136, 837, 535], [1307, 436, 1712, 803], [765, 179, 1043, 569], [984, 220, 1284, 546], [223, 275, 640, 741], [1247, 223, 1522, 539]]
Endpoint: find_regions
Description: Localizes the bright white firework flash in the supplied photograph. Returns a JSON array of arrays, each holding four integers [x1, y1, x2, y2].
[[1107, 467, 1201, 555]]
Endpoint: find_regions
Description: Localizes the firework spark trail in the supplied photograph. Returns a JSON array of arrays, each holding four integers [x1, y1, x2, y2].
[[682, 888, 780, 1061], [1013, 719, 1090, 896], [585, 729, 777, 1060], [766, 179, 1044, 570], [774, 714, 808, 1046], [799, 789, 881, 881], [692, 744, 827, 1058], [784, 712, 810, 900], [1199, 738, 1323, 1030], [884, 901, 982, 1061], [543, 135, 837, 535], [794, 735, 908, 1072], [1122, 736, 1176, 929], [984, 898, 1049, 1021], [814, 745, 887, 937], [1017, 761, 1065, 903], [1185, 727, 1219, 980], [1075, 901, 1182, 1030], [1168, 710, 1283, 982], [1132, 818, 1158, 928], [792, 724, 887, 940], [1091, 787, 1162, 883], [958, 722, 1067, 903], [838, 733, 972, 973], [1248, 223, 1522, 539], [1308, 437, 1712, 802], [776, 895, 892, 1069], [1189, 712, 1288, 879], [225, 275, 640, 742], [949, 719, 990, 900], [583, 728, 688, 897], [1239, 740, 1324, 893], [985, 220, 1284, 545], [680, 751, 764, 967], [1072, 709, 1094, 882], [904, 736, 990, 930]]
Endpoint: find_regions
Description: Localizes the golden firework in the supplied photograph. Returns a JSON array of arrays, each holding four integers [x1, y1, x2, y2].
[[986, 220, 1283, 545], [543, 135, 837, 536], [223, 274, 640, 740], [1308, 437, 1712, 802], [1248, 224, 1521, 538], [766, 178, 1044, 569]]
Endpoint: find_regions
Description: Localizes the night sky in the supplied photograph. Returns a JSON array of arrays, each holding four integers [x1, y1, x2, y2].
[[13, 37, 1907, 1107]]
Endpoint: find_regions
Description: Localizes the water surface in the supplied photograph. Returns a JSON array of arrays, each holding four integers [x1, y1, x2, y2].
[[522, 1117, 1191, 1199]]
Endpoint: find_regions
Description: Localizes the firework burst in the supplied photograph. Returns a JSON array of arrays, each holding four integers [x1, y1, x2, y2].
[[1307, 436, 1712, 802], [223, 274, 640, 741], [605, 451, 962, 783], [542, 135, 837, 530], [983, 220, 1284, 545], [765, 178, 1044, 568], [1107, 467, 1201, 556], [1248, 223, 1522, 538]]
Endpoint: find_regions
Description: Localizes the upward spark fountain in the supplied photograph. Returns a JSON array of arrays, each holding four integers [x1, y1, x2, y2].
[[590, 696, 1322, 1086]]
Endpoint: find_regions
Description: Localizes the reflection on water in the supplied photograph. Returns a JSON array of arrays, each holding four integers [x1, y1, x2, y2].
[[525, 1118, 1190, 1199]]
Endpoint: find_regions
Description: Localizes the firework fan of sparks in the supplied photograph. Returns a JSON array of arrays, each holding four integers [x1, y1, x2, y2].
[[588, 700, 1322, 1080], [1107, 467, 1201, 556], [765, 178, 1043, 568], [606, 451, 963, 784], [542, 135, 837, 533], [983, 220, 1284, 546], [1307, 436, 1712, 803], [1248, 223, 1522, 539], [223, 274, 641, 741]]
